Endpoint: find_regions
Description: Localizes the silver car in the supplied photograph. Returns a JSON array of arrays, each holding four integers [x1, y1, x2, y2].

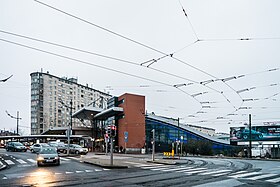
[[63, 144, 88, 155], [30, 143, 50, 153], [37, 147, 60, 166]]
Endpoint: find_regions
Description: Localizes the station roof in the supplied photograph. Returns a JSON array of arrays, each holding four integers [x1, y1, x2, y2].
[[93, 107, 123, 120], [72, 106, 123, 121], [72, 106, 103, 120]]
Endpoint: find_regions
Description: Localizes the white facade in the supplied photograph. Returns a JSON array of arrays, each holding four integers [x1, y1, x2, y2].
[[30, 71, 111, 135]]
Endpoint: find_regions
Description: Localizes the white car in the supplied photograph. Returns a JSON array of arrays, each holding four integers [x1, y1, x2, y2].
[[30, 143, 51, 153]]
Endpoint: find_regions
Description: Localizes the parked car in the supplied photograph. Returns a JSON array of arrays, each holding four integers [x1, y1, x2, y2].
[[30, 143, 51, 153], [37, 147, 60, 166], [48, 142, 67, 153], [236, 129, 263, 140], [63, 144, 88, 155], [6, 141, 27, 152]]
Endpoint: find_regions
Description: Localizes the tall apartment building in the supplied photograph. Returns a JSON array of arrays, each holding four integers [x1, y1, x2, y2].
[[30, 71, 111, 135]]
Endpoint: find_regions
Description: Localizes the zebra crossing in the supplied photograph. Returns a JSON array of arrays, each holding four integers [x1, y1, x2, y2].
[[0, 156, 71, 166], [126, 161, 280, 184]]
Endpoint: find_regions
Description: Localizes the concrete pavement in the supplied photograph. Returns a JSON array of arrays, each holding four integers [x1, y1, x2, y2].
[[78, 152, 178, 169]]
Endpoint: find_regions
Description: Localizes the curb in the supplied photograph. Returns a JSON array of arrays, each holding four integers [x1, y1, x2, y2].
[[146, 160, 177, 165]]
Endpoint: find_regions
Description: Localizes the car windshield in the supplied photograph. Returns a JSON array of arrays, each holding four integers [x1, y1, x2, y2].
[[40, 148, 57, 154], [73, 145, 82, 148], [14, 142, 23, 146], [41, 143, 50, 147]]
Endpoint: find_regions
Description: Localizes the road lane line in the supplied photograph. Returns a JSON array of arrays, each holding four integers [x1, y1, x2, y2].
[[176, 167, 206, 173]]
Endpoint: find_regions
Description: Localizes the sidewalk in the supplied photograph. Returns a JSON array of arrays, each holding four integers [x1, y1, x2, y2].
[[78, 152, 178, 169]]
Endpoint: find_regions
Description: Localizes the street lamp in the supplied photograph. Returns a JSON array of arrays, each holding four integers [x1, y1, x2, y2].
[[6, 110, 21, 135]]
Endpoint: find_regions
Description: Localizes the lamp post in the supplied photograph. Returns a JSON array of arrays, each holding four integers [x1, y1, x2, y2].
[[6, 110, 21, 135]]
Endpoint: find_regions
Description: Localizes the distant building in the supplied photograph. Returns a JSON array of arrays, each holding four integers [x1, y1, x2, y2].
[[30, 71, 111, 135], [0, 130, 18, 136]]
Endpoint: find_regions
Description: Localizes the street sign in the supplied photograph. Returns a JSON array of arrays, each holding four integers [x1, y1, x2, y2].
[[124, 131, 128, 142]]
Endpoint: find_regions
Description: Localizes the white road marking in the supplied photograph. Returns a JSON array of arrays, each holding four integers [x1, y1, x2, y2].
[[200, 169, 231, 175], [66, 171, 74, 174], [55, 173, 63, 175], [229, 172, 262, 178], [185, 168, 209, 174], [16, 159, 27, 164], [85, 170, 93, 172], [95, 169, 102, 172], [5, 160, 15, 165], [76, 171, 84, 173], [266, 177, 280, 183], [60, 157, 70, 161], [27, 159, 36, 163], [212, 172, 231, 177], [247, 173, 278, 180], [176, 167, 205, 173], [161, 167, 193, 172]]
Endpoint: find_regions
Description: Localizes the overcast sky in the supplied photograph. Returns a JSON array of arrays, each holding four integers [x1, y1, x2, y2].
[[1, 0, 280, 135]]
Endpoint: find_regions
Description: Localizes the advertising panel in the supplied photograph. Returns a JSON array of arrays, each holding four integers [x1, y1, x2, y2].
[[230, 125, 280, 143]]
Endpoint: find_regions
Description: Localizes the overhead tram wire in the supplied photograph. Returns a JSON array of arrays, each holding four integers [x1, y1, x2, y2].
[[0, 38, 171, 87], [0, 38, 204, 109], [0, 29, 223, 95], [34, 0, 247, 115], [33, 1, 225, 89]]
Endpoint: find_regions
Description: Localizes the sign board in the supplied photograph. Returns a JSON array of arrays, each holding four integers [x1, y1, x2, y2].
[[124, 131, 128, 143], [230, 125, 280, 144]]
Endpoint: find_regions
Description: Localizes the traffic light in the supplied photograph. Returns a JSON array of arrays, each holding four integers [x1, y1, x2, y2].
[[111, 125, 117, 137], [107, 126, 112, 137]]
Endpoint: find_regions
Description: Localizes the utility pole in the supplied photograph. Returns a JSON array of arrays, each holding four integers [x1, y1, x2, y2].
[[152, 129, 155, 161], [6, 110, 21, 135], [177, 118, 179, 157], [249, 114, 252, 158]]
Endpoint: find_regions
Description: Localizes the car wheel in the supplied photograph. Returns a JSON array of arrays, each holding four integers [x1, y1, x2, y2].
[[31, 149, 34, 153], [6, 148, 9, 152], [37, 162, 41, 167], [57, 161, 60, 166], [243, 135, 248, 139], [63, 150, 67, 154], [75, 150, 79, 155]]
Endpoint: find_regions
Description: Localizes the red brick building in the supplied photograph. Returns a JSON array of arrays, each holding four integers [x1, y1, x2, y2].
[[118, 93, 146, 152]]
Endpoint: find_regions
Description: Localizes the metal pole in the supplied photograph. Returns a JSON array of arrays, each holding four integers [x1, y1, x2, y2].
[[16, 111, 19, 135], [110, 136, 114, 166], [177, 118, 179, 156], [70, 99, 73, 131], [249, 114, 252, 158], [152, 129, 155, 161], [67, 125, 70, 155], [105, 137, 108, 155]]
